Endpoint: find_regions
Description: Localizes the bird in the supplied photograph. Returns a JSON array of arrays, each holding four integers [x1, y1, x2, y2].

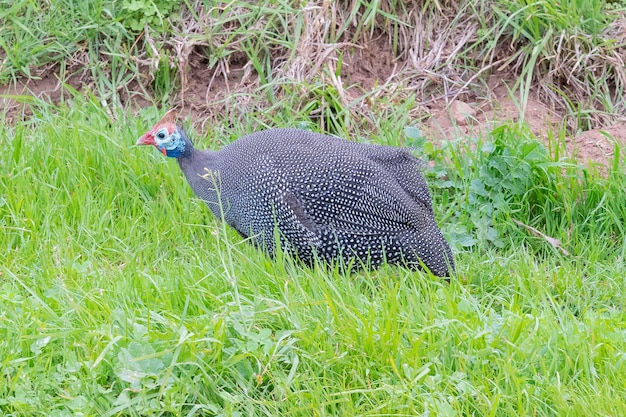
[[136, 110, 455, 277]]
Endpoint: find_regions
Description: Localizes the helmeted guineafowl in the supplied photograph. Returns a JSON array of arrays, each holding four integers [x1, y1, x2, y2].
[[136, 110, 455, 276]]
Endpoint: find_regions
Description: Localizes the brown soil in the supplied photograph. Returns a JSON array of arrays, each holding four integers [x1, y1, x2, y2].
[[421, 74, 626, 168], [1, 70, 68, 124], [2, 44, 625, 168], [342, 35, 398, 92]]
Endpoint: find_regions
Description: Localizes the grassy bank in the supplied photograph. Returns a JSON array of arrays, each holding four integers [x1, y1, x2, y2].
[[2, 0, 626, 416], [1, 96, 625, 416], [2, 0, 626, 129]]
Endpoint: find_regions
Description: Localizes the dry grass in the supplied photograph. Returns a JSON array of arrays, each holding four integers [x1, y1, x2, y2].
[[475, 4, 626, 131], [129, 0, 624, 132], [2, 0, 625, 134]]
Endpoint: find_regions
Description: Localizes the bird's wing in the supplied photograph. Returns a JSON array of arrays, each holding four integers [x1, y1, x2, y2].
[[259, 146, 433, 239], [290, 163, 431, 237], [336, 176, 430, 235], [355, 145, 434, 214]]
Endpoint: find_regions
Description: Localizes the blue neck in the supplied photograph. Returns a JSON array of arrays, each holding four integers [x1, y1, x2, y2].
[[164, 146, 186, 158]]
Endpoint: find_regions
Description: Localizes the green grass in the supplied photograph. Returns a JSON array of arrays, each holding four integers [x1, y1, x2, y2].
[[2, 0, 626, 415], [1, 97, 625, 416]]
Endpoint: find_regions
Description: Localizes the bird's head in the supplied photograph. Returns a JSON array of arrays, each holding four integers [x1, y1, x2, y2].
[[136, 109, 189, 158]]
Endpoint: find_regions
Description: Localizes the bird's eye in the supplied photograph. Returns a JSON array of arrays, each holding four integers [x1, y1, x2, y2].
[[156, 129, 167, 140]]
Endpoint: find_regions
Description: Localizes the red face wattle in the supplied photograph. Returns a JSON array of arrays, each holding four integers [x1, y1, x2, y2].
[[137, 123, 177, 145], [136, 109, 178, 148], [136, 123, 179, 157]]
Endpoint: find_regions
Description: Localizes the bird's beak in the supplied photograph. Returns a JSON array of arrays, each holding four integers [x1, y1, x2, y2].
[[136, 131, 155, 146]]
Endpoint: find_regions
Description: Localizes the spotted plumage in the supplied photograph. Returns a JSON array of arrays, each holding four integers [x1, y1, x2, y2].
[[137, 110, 455, 276]]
